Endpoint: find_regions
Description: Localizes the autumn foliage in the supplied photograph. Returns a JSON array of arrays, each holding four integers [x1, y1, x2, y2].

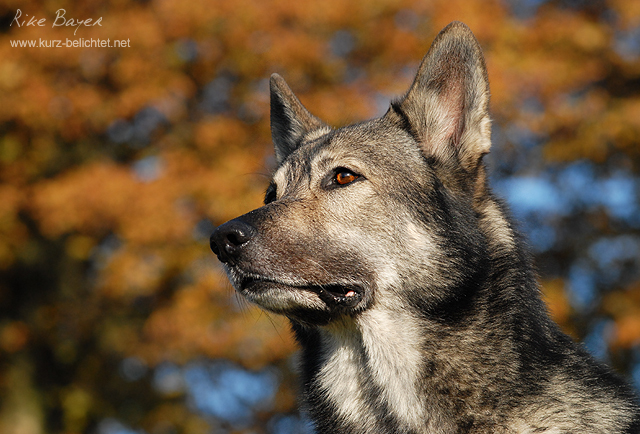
[[1, 1, 640, 433]]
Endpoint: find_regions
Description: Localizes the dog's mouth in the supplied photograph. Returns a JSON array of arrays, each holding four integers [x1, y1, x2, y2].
[[240, 276, 363, 308], [315, 284, 363, 307]]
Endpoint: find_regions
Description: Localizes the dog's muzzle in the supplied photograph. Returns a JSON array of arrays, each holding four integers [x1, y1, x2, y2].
[[210, 219, 256, 264]]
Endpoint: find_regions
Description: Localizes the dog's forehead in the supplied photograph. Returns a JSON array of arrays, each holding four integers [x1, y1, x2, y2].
[[272, 120, 419, 188], [271, 126, 365, 186], [272, 153, 305, 190], [311, 121, 402, 164], [318, 122, 420, 172], [271, 133, 327, 189]]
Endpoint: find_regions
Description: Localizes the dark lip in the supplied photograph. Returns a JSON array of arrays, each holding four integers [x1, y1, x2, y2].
[[239, 276, 363, 308]]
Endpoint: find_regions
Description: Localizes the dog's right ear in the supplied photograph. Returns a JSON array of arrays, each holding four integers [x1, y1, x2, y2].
[[388, 21, 491, 175], [270, 74, 329, 164]]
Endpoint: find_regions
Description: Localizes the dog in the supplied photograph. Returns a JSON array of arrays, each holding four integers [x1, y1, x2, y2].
[[210, 21, 640, 433]]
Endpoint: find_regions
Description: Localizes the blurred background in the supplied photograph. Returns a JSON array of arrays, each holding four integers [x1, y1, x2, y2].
[[1, 0, 640, 433]]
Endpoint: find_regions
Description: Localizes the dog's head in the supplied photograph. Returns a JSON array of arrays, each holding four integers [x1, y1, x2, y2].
[[210, 22, 492, 326]]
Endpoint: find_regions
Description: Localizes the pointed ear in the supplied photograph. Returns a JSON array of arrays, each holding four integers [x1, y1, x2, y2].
[[389, 21, 491, 172], [270, 74, 329, 164]]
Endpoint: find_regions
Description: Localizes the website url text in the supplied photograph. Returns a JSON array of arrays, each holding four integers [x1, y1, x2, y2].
[[10, 38, 130, 48]]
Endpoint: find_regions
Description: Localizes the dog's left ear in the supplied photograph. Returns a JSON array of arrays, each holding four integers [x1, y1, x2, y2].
[[388, 21, 491, 173], [270, 74, 329, 164]]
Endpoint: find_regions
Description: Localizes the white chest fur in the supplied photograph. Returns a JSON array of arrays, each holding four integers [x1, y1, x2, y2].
[[316, 307, 426, 431]]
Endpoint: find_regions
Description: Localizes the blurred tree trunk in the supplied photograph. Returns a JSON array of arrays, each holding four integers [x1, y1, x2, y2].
[[0, 357, 43, 434]]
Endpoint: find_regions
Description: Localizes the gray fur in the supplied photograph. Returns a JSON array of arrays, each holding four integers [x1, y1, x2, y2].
[[210, 21, 640, 433]]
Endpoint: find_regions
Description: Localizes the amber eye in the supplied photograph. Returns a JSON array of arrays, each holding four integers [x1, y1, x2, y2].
[[335, 170, 359, 185]]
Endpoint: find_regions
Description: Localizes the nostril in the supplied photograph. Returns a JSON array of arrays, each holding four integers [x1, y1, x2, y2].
[[210, 219, 256, 263], [227, 233, 241, 248], [222, 230, 250, 256], [226, 230, 250, 248]]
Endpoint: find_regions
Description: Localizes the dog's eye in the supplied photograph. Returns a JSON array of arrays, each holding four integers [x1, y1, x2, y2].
[[264, 183, 277, 204], [335, 170, 359, 186]]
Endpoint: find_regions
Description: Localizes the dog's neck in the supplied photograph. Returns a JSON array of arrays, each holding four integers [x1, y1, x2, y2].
[[293, 195, 552, 433], [318, 308, 428, 431], [295, 299, 494, 433]]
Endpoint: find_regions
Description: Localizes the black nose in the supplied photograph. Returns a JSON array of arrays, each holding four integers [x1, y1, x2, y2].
[[210, 219, 256, 263]]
